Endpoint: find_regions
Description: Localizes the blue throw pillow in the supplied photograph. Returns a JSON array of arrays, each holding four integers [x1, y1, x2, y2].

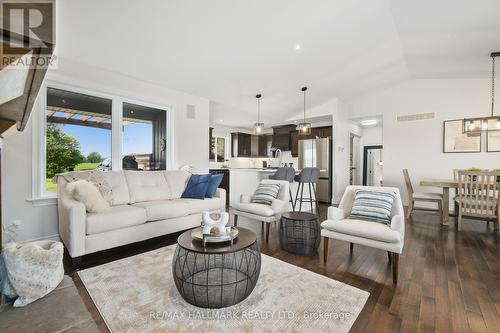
[[181, 174, 211, 199], [205, 173, 224, 198]]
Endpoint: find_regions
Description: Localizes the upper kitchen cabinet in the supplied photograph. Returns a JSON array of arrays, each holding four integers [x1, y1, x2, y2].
[[232, 132, 272, 157], [312, 126, 332, 138], [259, 135, 273, 157], [290, 131, 299, 157], [271, 124, 295, 151], [232, 132, 252, 157]]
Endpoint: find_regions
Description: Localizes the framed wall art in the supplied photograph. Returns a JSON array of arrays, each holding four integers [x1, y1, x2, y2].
[[443, 120, 481, 153]]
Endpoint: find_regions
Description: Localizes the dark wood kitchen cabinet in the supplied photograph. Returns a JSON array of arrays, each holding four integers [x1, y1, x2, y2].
[[232, 132, 252, 157], [290, 131, 299, 157], [232, 132, 272, 157], [259, 135, 272, 157]]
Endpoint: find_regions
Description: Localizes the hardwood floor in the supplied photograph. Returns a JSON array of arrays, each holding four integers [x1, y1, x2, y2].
[[66, 206, 500, 333]]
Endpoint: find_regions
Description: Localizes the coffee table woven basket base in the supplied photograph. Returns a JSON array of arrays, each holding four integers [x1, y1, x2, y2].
[[172, 243, 261, 308], [279, 212, 321, 256]]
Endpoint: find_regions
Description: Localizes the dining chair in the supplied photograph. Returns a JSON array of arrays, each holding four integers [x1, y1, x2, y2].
[[402, 169, 444, 220], [455, 171, 500, 231]]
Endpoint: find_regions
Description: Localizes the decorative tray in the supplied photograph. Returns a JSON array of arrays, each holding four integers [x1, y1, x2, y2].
[[191, 226, 239, 246]]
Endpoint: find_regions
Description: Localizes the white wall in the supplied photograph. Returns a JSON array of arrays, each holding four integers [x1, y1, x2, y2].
[[361, 125, 383, 146], [346, 78, 500, 208], [2, 58, 210, 243]]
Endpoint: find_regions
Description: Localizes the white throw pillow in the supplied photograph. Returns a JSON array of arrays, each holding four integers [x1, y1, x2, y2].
[[2, 241, 64, 307], [66, 180, 110, 213]]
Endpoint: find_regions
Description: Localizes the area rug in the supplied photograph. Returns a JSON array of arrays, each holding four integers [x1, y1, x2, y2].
[[78, 245, 369, 333]]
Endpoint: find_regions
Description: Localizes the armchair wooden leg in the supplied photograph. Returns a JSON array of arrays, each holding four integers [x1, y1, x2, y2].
[[349, 242, 353, 253], [387, 251, 392, 263], [323, 237, 329, 264], [265, 223, 270, 243], [234, 214, 238, 227], [261, 221, 264, 231], [392, 253, 399, 284]]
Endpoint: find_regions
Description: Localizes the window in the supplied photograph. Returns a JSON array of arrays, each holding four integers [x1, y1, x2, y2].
[[210, 135, 227, 162], [37, 83, 171, 198], [45, 88, 112, 192], [123, 102, 166, 170]]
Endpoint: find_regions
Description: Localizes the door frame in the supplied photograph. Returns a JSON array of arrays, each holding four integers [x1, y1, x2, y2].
[[362, 145, 383, 186]]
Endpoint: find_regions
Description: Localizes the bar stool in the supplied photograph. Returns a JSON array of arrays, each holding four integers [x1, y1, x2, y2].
[[269, 167, 296, 210], [294, 167, 320, 217]]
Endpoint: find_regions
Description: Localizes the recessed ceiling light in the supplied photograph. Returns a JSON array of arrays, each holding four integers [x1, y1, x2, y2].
[[360, 119, 377, 126], [295, 44, 301, 51], [293, 120, 298, 123]]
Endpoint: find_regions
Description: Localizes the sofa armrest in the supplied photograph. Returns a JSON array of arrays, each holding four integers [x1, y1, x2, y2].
[[327, 207, 345, 221], [214, 188, 226, 212], [240, 194, 253, 204], [390, 214, 405, 238], [57, 195, 86, 258], [271, 198, 288, 214]]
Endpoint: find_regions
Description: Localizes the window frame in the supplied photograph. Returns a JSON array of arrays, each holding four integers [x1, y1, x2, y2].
[[32, 81, 173, 201]]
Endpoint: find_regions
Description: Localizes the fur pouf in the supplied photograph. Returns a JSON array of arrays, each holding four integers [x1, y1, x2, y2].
[[1, 241, 64, 307]]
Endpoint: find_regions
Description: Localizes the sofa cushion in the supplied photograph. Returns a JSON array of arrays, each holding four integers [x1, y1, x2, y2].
[[205, 174, 224, 198], [179, 198, 221, 214], [181, 174, 211, 199], [104, 171, 131, 205], [125, 171, 171, 203], [133, 200, 190, 221], [252, 182, 280, 206], [232, 202, 275, 217], [349, 190, 396, 225], [163, 170, 191, 199], [86, 205, 147, 235], [321, 218, 401, 243], [66, 180, 110, 213]]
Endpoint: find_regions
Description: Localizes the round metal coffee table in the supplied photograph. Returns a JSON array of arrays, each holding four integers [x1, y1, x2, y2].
[[279, 211, 320, 255], [172, 227, 261, 308]]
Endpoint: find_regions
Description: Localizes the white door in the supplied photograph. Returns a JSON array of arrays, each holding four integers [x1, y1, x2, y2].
[[350, 134, 361, 185]]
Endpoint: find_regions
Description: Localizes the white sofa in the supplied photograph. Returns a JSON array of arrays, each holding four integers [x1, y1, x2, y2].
[[57, 170, 225, 265], [321, 185, 405, 283]]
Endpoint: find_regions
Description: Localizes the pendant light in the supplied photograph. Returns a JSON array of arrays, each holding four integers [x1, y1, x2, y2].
[[296, 86, 312, 135], [253, 94, 264, 135], [462, 52, 500, 134]]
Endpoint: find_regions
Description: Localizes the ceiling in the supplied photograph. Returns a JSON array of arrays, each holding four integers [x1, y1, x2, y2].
[[57, 0, 500, 127]]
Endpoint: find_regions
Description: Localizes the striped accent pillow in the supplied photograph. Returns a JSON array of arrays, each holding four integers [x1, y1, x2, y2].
[[349, 190, 396, 225], [252, 183, 281, 206]]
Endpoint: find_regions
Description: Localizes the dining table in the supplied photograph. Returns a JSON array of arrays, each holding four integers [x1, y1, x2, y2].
[[419, 178, 459, 226]]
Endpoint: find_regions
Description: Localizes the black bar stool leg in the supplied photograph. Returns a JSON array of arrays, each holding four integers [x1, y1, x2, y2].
[[289, 187, 295, 211], [312, 183, 320, 219], [299, 182, 304, 212], [294, 182, 301, 211], [308, 182, 313, 214]]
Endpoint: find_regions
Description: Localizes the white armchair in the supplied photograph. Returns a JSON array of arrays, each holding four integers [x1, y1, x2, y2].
[[232, 180, 290, 242], [321, 186, 405, 284]]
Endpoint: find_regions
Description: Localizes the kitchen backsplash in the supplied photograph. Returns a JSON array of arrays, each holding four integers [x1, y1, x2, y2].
[[209, 151, 299, 169]]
